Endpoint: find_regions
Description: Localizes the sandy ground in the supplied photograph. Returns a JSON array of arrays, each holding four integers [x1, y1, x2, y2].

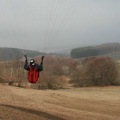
[[0, 84, 120, 120]]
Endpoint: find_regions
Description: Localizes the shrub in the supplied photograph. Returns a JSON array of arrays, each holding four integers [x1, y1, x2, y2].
[[70, 57, 119, 87], [39, 56, 64, 76], [84, 57, 119, 86], [67, 58, 79, 75], [70, 67, 86, 87], [38, 71, 66, 89]]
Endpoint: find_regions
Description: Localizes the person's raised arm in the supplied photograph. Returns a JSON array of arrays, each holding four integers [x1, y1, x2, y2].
[[40, 56, 44, 65], [24, 54, 28, 64], [38, 56, 44, 71], [24, 54, 29, 70]]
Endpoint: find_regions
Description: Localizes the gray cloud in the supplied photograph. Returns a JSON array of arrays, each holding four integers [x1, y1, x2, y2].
[[0, 0, 120, 52]]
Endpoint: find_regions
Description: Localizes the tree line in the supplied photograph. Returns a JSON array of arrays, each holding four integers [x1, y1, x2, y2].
[[70, 43, 120, 58], [0, 56, 120, 89]]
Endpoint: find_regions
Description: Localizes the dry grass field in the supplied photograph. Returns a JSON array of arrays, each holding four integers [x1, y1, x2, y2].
[[0, 84, 120, 120]]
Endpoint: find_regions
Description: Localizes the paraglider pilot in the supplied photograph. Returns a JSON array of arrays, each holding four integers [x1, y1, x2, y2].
[[24, 55, 44, 83]]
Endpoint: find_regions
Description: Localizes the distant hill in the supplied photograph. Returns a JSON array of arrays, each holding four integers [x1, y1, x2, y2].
[[70, 42, 120, 58], [1, 42, 120, 61], [0, 47, 46, 61], [95, 42, 120, 55]]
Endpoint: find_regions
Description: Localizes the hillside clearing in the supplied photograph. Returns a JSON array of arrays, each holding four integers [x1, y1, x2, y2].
[[0, 84, 120, 120]]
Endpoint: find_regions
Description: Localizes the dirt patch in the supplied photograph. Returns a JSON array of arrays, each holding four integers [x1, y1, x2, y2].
[[0, 84, 120, 120]]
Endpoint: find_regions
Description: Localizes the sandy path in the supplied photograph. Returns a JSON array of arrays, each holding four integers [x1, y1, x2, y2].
[[0, 84, 120, 120]]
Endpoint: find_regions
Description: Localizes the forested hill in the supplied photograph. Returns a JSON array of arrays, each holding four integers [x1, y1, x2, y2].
[[70, 42, 120, 58], [95, 43, 120, 54], [0, 47, 45, 61]]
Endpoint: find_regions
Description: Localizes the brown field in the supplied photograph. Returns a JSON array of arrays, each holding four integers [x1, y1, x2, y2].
[[0, 84, 120, 120]]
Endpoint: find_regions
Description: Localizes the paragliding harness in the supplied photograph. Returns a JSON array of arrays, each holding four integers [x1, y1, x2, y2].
[[28, 66, 39, 83]]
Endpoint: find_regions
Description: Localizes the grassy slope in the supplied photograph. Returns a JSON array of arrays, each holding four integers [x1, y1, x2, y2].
[[71, 43, 120, 59], [0, 47, 45, 61]]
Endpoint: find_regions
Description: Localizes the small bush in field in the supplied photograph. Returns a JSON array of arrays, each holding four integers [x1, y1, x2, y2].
[[84, 57, 119, 86], [68, 58, 79, 75], [70, 67, 87, 87], [41, 56, 65, 76], [70, 57, 119, 87], [38, 71, 66, 89], [56, 75, 67, 88]]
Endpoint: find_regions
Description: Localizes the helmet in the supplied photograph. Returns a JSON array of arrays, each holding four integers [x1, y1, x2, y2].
[[30, 59, 35, 65]]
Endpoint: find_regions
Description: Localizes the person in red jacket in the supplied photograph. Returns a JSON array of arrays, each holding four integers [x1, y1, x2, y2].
[[24, 55, 44, 83]]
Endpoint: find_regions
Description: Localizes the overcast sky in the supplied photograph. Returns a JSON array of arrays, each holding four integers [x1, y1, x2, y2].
[[0, 0, 120, 52]]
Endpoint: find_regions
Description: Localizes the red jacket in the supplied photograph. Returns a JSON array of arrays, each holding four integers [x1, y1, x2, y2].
[[28, 66, 39, 83]]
